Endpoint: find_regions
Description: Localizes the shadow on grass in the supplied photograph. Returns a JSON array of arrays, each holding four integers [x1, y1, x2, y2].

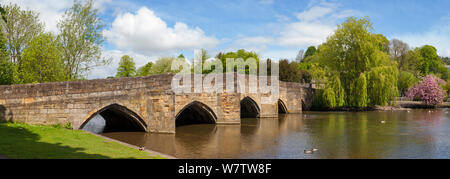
[[0, 105, 123, 159], [0, 123, 117, 159]]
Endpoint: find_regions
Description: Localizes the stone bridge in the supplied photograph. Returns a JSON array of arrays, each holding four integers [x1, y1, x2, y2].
[[0, 73, 313, 133]]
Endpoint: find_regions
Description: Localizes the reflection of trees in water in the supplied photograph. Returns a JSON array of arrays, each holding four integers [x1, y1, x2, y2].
[[241, 118, 282, 157], [305, 110, 439, 159], [104, 110, 448, 159]]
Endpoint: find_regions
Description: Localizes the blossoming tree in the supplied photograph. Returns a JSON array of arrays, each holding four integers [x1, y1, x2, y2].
[[407, 75, 445, 106]]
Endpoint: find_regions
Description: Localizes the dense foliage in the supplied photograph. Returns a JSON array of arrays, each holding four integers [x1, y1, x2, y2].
[[216, 49, 260, 74], [398, 71, 418, 96], [18, 33, 67, 83], [0, 31, 12, 85], [136, 62, 153, 76], [309, 17, 399, 108], [0, 1, 108, 84]]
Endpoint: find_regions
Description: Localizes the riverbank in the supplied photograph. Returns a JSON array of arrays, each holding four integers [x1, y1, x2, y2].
[[0, 122, 166, 159], [310, 101, 450, 112]]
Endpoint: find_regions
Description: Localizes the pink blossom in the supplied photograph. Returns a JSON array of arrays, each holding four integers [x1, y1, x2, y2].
[[407, 75, 445, 106]]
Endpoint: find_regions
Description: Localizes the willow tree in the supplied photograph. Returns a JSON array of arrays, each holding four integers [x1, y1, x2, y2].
[[312, 17, 398, 108]]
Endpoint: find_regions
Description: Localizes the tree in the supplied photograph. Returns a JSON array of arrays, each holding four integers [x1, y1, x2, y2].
[[390, 39, 410, 71], [407, 75, 445, 106], [441, 56, 450, 65], [279, 60, 300, 82], [1, 3, 44, 65], [398, 71, 418, 96], [217, 49, 260, 74], [311, 17, 398, 108], [0, 31, 13, 85], [58, 0, 108, 80], [150, 57, 187, 74], [178, 54, 185, 59], [403, 49, 421, 74], [116, 55, 136, 77], [295, 50, 304, 62], [193, 49, 211, 74], [303, 46, 317, 60], [0, 6, 7, 22], [416, 45, 443, 76], [18, 33, 67, 83], [137, 62, 153, 76]]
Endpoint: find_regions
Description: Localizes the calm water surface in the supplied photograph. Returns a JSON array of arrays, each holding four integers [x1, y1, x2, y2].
[[103, 109, 450, 159]]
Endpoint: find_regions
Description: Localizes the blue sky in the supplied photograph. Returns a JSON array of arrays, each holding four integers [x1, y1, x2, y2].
[[2, 0, 450, 79]]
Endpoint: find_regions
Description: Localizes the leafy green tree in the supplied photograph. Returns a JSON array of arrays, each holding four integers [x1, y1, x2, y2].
[[150, 57, 187, 74], [311, 17, 398, 108], [137, 62, 153, 76], [398, 71, 418, 96], [303, 46, 317, 60], [18, 33, 67, 83], [193, 49, 212, 74], [415, 45, 444, 76], [1, 3, 44, 65], [217, 49, 260, 74], [178, 54, 185, 59], [279, 60, 300, 82], [116, 55, 136, 77], [0, 31, 13, 85], [441, 56, 450, 65], [58, 0, 108, 80], [374, 33, 390, 53]]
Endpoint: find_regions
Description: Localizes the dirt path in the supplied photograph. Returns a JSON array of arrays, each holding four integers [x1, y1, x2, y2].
[[0, 155, 8, 159]]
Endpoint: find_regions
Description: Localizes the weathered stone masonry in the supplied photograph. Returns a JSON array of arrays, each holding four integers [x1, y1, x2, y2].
[[0, 73, 311, 133]]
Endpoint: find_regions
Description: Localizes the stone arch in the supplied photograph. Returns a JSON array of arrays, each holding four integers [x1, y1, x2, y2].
[[80, 104, 147, 133], [278, 99, 288, 114], [240, 96, 260, 118], [176, 101, 217, 127]]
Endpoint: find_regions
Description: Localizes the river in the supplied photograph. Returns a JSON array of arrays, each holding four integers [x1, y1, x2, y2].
[[102, 109, 450, 159]]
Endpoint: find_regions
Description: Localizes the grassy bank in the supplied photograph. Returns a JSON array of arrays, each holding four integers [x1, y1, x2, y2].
[[0, 122, 165, 159]]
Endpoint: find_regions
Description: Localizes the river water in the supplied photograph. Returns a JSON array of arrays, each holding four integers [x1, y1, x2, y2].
[[102, 109, 450, 159]]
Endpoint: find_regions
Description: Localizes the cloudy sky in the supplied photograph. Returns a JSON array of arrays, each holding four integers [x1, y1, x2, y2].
[[2, 0, 450, 79]]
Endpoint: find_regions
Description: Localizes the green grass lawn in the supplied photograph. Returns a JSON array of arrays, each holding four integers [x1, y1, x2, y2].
[[0, 122, 165, 159]]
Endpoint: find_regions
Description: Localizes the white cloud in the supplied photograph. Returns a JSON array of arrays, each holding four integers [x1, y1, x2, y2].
[[278, 3, 359, 47], [1, 0, 72, 33], [226, 2, 359, 60], [103, 7, 220, 56], [296, 6, 333, 22], [0, 0, 115, 33], [394, 16, 450, 57]]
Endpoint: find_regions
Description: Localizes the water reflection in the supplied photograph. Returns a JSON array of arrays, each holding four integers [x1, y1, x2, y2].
[[102, 109, 450, 159]]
